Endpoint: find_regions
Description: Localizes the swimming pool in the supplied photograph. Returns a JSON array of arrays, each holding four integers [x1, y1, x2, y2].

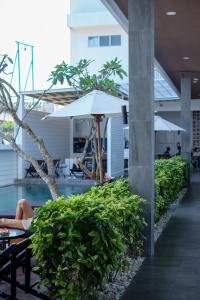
[[0, 184, 90, 214]]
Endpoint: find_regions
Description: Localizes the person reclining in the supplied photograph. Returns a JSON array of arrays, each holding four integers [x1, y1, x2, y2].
[[0, 199, 34, 230]]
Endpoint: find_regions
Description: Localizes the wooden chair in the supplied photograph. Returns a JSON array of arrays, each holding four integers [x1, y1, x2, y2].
[[0, 238, 50, 300], [25, 160, 44, 178], [41, 159, 60, 177], [0, 243, 16, 299], [0, 238, 31, 299]]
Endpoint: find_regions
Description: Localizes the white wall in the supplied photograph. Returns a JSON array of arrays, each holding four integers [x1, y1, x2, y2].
[[22, 111, 71, 176], [155, 99, 200, 112], [107, 116, 124, 177], [70, 0, 106, 13], [73, 118, 106, 137], [70, 26, 128, 80], [0, 150, 17, 186]]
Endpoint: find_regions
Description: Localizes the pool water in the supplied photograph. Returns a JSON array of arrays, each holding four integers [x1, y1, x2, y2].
[[0, 184, 89, 214]]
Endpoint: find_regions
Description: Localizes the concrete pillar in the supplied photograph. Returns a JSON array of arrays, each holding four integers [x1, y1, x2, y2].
[[16, 94, 25, 179], [180, 72, 192, 183], [128, 0, 155, 256], [107, 116, 124, 178]]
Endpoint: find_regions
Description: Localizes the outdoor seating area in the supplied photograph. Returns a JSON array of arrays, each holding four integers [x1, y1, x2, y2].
[[0, 157, 186, 299], [1, 0, 200, 299], [25, 160, 60, 178]]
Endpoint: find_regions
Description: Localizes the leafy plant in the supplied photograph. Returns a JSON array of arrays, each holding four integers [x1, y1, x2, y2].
[[31, 157, 186, 299], [1, 120, 14, 134], [154, 156, 186, 221], [49, 58, 127, 96], [31, 178, 145, 300]]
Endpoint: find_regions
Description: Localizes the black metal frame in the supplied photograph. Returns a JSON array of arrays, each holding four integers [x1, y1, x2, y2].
[[25, 159, 60, 178], [0, 238, 50, 300]]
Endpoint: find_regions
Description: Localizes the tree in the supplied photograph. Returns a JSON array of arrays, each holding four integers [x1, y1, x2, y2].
[[0, 54, 126, 199], [49, 58, 127, 181], [0, 54, 59, 200]]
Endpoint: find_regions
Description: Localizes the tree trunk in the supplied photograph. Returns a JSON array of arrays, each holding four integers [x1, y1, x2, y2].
[[45, 177, 60, 200]]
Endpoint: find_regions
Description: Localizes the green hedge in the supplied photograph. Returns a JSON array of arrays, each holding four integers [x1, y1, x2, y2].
[[31, 179, 145, 300], [31, 156, 186, 299], [155, 156, 186, 221]]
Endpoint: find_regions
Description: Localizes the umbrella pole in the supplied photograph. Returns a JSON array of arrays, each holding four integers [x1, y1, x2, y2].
[[96, 115, 104, 184]]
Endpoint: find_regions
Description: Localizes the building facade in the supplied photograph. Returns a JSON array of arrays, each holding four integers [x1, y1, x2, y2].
[[68, 0, 128, 78]]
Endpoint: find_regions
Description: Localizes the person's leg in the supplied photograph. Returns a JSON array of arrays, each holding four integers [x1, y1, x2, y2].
[[15, 199, 33, 220], [0, 218, 24, 229], [0, 199, 33, 229]]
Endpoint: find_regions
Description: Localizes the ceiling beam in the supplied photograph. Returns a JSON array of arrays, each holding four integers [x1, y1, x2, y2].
[[101, 0, 179, 98], [100, 0, 128, 32]]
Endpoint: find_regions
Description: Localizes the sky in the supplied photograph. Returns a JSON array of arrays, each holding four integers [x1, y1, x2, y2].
[[0, 0, 70, 90]]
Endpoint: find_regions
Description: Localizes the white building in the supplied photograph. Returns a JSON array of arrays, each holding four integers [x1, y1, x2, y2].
[[68, 0, 128, 77]]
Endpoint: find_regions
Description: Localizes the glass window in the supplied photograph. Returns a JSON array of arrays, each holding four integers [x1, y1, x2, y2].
[[88, 36, 99, 47], [99, 35, 109, 47], [111, 35, 121, 46]]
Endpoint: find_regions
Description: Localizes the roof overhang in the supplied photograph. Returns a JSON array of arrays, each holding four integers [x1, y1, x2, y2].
[[20, 88, 81, 105], [20, 87, 129, 106], [101, 0, 200, 99]]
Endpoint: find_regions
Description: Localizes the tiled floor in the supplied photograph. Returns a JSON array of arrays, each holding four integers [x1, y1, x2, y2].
[[121, 175, 200, 300]]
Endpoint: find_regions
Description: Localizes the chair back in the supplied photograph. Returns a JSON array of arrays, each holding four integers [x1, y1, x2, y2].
[[0, 244, 15, 269]]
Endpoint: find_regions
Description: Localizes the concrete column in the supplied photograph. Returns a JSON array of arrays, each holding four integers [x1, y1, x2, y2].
[[106, 118, 112, 177], [70, 118, 74, 158], [180, 72, 192, 182], [106, 116, 124, 178], [16, 94, 25, 179], [128, 0, 155, 256]]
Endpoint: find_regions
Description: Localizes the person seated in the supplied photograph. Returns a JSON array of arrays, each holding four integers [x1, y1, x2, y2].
[[191, 147, 199, 170], [70, 157, 83, 177], [0, 199, 34, 230], [163, 146, 171, 159]]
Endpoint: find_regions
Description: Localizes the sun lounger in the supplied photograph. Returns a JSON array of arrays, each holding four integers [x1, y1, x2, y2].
[[25, 160, 45, 178], [25, 159, 60, 178]]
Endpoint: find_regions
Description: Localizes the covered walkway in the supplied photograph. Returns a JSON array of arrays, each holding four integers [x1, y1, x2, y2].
[[121, 175, 200, 300]]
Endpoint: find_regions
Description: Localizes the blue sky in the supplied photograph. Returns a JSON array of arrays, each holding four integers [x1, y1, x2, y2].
[[1, 0, 70, 90]]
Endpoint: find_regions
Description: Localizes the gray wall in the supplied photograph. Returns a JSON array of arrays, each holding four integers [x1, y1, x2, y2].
[[0, 150, 17, 186]]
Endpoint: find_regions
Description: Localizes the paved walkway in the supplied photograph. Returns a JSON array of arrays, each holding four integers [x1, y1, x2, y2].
[[121, 176, 200, 300]]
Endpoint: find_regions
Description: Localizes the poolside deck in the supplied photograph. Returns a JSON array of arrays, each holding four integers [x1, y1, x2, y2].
[[121, 173, 200, 300], [1, 173, 200, 299]]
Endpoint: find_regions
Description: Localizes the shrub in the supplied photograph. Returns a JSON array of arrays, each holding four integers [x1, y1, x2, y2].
[[31, 178, 145, 300], [155, 156, 186, 221], [31, 158, 186, 299]]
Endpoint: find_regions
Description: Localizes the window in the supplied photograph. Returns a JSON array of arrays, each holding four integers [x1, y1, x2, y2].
[[99, 35, 109, 47], [88, 36, 99, 47], [88, 35, 121, 47], [111, 35, 121, 46]]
